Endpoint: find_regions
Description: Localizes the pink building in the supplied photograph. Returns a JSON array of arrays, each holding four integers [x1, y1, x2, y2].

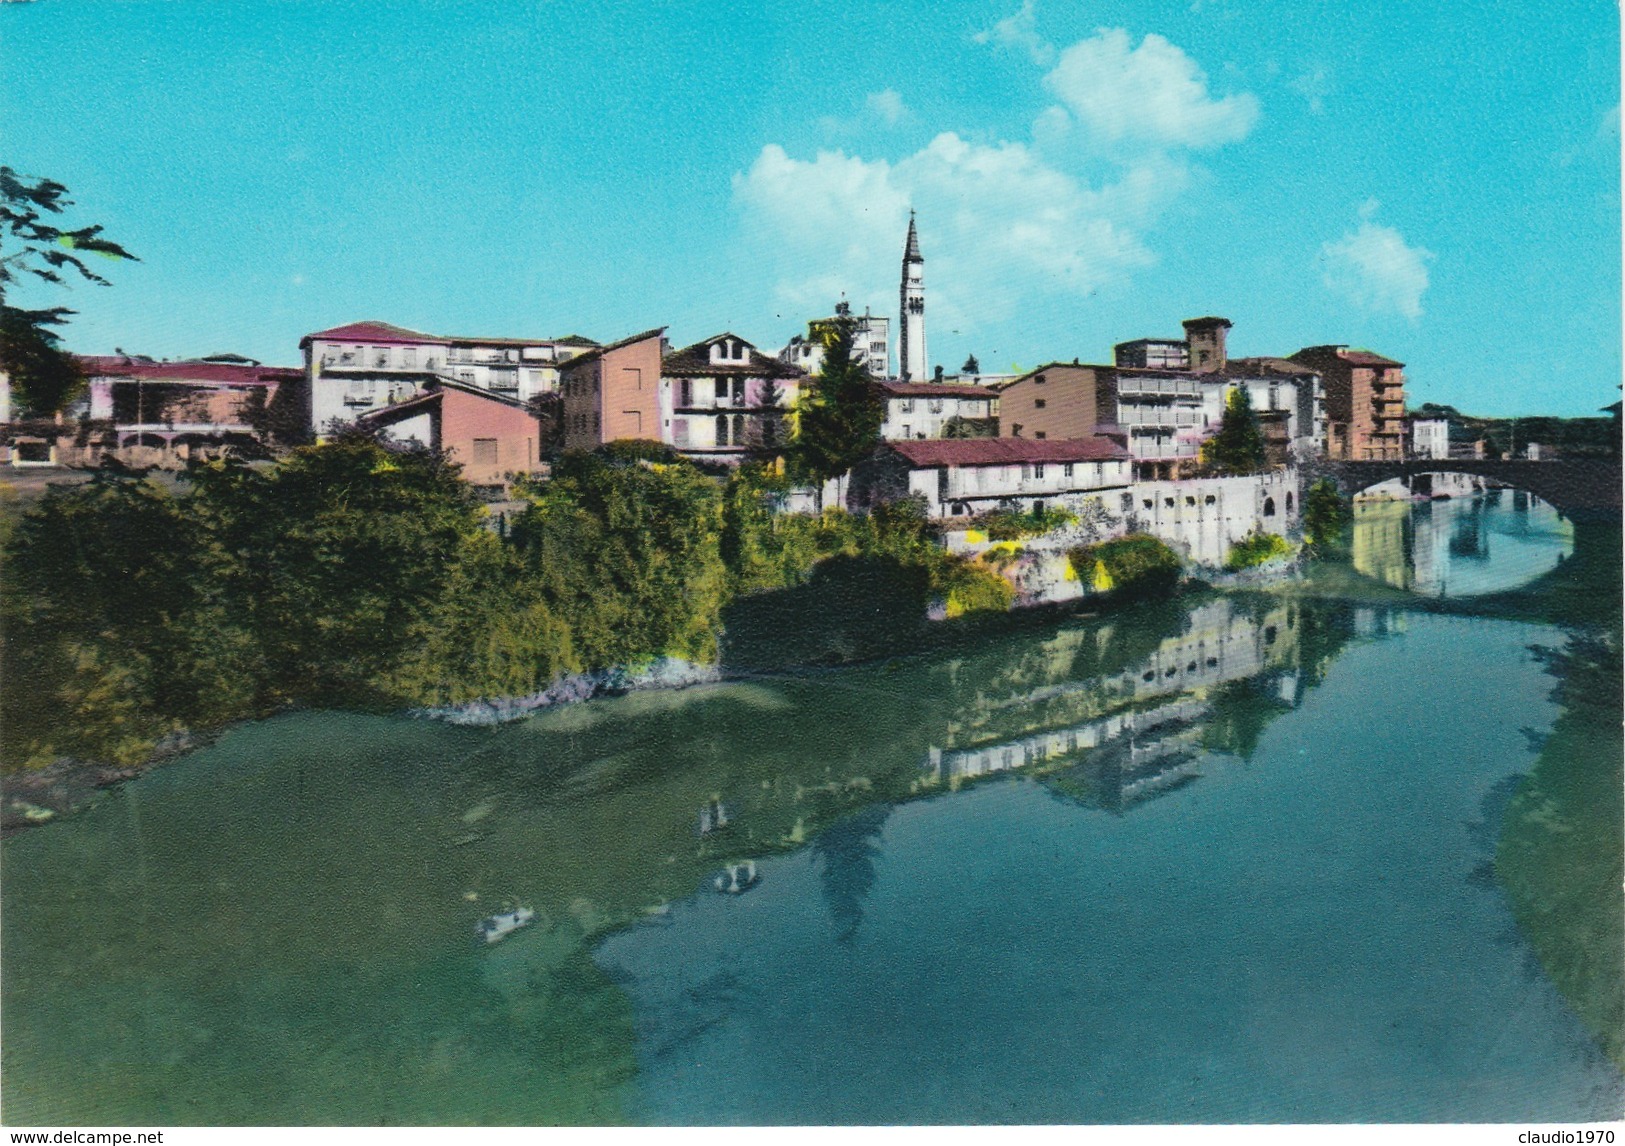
[[357, 377, 543, 491]]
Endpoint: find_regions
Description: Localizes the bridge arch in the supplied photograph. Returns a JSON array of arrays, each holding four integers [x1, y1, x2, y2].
[[1316, 459, 1620, 517]]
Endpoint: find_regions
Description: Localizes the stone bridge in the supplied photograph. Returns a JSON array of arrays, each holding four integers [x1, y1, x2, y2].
[[1314, 458, 1621, 516]]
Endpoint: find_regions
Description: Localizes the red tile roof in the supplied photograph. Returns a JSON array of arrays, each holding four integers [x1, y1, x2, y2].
[[1341, 350, 1404, 367], [877, 380, 997, 399], [886, 436, 1129, 468], [300, 320, 447, 347], [663, 335, 804, 379], [75, 356, 301, 385], [559, 327, 667, 369]]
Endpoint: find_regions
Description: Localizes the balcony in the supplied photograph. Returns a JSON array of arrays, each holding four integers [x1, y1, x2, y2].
[[1117, 376, 1202, 398]]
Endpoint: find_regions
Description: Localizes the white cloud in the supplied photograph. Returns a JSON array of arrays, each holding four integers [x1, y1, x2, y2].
[[972, 0, 1055, 66], [733, 135, 1159, 323], [1319, 202, 1433, 320], [736, 22, 1255, 328], [1044, 28, 1258, 149], [865, 89, 911, 126]]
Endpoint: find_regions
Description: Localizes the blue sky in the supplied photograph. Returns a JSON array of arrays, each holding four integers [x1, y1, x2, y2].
[[2, 0, 1618, 415]]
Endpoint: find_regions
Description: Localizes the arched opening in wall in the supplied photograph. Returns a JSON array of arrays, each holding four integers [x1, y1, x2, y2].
[[1263, 497, 1277, 517], [1285, 491, 1294, 512]]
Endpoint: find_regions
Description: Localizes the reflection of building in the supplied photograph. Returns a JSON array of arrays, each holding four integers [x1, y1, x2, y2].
[[922, 597, 1308, 809]]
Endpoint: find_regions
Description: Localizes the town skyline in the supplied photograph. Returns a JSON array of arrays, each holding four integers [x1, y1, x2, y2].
[[2, 0, 1618, 417]]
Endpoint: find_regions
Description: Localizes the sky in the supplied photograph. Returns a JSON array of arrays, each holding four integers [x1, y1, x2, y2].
[[1, 0, 1618, 416]]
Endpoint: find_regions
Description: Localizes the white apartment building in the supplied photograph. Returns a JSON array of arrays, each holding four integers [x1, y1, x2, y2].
[[301, 320, 597, 435], [778, 304, 891, 379], [853, 436, 1133, 518], [879, 380, 998, 441], [1412, 418, 1450, 460]]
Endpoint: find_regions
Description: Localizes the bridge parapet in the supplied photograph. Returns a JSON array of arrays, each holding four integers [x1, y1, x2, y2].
[[1313, 458, 1621, 515]]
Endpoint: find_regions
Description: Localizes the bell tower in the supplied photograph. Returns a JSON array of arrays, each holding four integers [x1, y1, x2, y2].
[[899, 212, 927, 381]]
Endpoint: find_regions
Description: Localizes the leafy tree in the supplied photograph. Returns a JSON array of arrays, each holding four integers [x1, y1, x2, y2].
[[1, 167, 137, 416], [791, 310, 884, 487], [0, 305, 83, 416], [961, 354, 980, 374], [1201, 385, 1266, 475], [1302, 477, 1350, 551]]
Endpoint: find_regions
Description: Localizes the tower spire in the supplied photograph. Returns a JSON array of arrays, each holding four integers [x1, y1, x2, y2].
[[899, 211, 927, 381]]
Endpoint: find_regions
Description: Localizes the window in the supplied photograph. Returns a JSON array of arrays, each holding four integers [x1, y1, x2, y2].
[[472, 439, 499, 465], [623, 411, 642, 435], [1263, 496, 1276, 516], [1034, 398, 1046, 409], [902, 424, 912, 439], [1185, 496, 1196, 506], [14, 441, 53, 463], [458, 371, 475, 384], [403, 348, 416, 368], [1035, 431, 1047, 440], [1163, 497, 1175, 508], [373, 348, 390, 368], [1122, 493, 1134, 511], [901, 399, 915, 413], [1286, 492, 1294, 512], [1035, 374, 1046, 385], [679, 379, 692, 407], [1063, 462, 1074, 478], [1034, 464, 1046, 479], [1143, 498, 1154, 510], [1205, 494, 1216, 505]]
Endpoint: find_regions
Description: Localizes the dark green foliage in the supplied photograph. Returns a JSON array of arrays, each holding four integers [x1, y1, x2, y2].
[[1497, 634, 1624, 1067], [961, 354, 980, 373], [1201, 386, 1266, 476], [973, 504, 1076, 540], [1303, 477, 1350, 551], [791, 311, 884, 484], [0, 306, 85, 416], [1224, 531, 1291, 571], [1, 168, 136, 417], [1, 167, 137, 290], [1069, 533, 1182, 598], [942, 414, 998, 439], [593, 438, 681, 466], [1414, 402, 1620, 460]]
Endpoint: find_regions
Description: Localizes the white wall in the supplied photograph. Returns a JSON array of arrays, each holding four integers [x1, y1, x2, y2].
[[1128, 470, 1300, 567]]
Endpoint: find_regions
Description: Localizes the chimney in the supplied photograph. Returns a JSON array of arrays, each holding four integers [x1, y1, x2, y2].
[[1182, 317, 1232, 372]]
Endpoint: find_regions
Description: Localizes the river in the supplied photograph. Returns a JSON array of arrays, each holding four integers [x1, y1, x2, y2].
[[1, 493, 1618, 1125]]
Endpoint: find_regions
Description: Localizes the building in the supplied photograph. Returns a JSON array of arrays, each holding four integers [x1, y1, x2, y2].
[[3, 354, 304, 468], [850, 436, 1132, 519], [1218, 357, 1325, 461], [899, 214, 928, 381], [558, 328, 667, 451], [659, 333, 805, 462], [877, 380, 998, 441], [778, 302, 891, 378], [300, 320, 597, 436], [1412, 417, 1450, 460], [1113, 367, 1205, 477], [994, 363, 1117, 443], [1289, 345, 1406, 460], [1113, 338, 1190, 371], [356, 376, 544, 491]]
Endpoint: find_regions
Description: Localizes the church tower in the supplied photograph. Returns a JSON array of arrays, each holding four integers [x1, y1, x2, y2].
[[899, 212, 927, 381]]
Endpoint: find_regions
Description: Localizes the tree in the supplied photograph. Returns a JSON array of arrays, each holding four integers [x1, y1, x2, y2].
[[961, 354, 980, 374], [791, 309, 884, 488], [1201, 385, 1266, 475], [1, 167, 137, 416]]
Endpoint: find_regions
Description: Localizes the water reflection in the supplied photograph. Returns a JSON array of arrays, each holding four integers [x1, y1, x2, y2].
[[1352, 487, 1575, 597]]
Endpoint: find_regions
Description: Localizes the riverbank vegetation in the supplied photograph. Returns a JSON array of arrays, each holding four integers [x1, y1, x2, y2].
[[1224, 531, 1292, 571], [0, 440, 1015, 771], [1068, 533, 1182, 598]]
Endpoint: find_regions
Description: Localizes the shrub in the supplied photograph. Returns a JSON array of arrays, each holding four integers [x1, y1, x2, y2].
[[1303, 478, 1350, 550], [1224, 531, 1292, 571], [971, 504, 1077, 541], [1068, 533, 1182, 598]]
